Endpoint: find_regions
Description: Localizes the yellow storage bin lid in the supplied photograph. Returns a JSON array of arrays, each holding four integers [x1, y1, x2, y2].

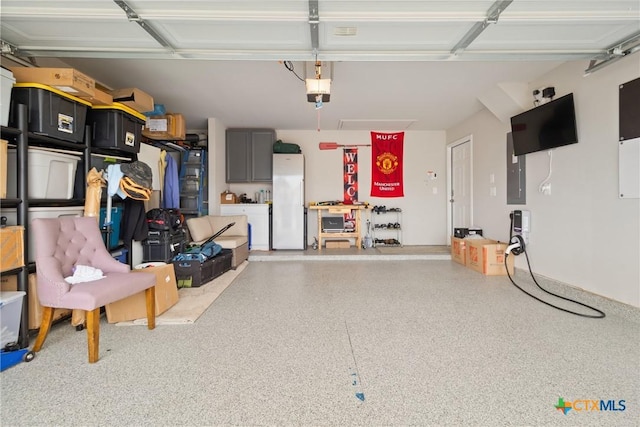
[[91, 102, 147, 122], [13, 82, 92, 107]]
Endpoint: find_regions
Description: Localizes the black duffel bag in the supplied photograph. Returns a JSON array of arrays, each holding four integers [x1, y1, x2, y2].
[[146, 208, 183, 231]]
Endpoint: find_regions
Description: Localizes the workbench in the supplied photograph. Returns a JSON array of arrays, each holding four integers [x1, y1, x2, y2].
[[308, 205, 370, 250]]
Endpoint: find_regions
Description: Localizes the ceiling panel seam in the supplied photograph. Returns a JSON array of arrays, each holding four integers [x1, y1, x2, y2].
[[113, 0, 177, 54]]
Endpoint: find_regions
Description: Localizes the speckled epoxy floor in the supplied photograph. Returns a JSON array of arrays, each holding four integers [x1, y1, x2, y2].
[[1, 260, 638, 426]]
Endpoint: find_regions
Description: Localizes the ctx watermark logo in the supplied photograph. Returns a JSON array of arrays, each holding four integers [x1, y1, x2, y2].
[[554, 397, 626, 415]]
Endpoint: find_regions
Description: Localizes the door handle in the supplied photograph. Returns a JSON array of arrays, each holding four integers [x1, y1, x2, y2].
[[449, 199, 454, 202]]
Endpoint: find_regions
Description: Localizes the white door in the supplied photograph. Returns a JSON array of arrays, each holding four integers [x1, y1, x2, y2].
[[447, 136, 472, 238]]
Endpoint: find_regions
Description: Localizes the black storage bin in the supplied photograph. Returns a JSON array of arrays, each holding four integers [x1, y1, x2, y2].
[[179, 195, 200, 213], [454, 228, 468, 238], [142, 240, 185, 263], [88, 104, 145, 153], [146, 228, 186, 242], [454, 227, 483, 238], [173, 249, 233, 288], [142, 232, 186, 262], [211, 249, 233, 278], [173, 257, 215, 288], [10, 83, 90, 143]]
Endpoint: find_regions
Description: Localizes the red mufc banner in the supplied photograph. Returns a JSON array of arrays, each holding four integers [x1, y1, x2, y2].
[[370, 131, 404, 197], [343, 148, 358, 203]]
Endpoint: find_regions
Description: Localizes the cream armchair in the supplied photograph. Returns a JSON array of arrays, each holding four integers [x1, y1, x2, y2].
[[186, 215, 249, 268]]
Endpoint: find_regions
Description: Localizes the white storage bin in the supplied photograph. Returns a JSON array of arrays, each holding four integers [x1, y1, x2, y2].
[[0, 291, 26, 349], [1, 67, 15, 127], [3, 206, 84, 262], [7, 148, 81, 199]]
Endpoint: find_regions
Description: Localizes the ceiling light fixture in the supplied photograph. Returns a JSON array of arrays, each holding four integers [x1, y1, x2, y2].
[[305, 57, 331, 106]]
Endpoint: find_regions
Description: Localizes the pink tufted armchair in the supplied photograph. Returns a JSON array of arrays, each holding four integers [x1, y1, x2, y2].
[[31, 217, 156, 363]]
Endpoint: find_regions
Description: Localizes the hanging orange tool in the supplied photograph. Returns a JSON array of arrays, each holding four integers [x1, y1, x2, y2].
[[318, 142, 371, 150]]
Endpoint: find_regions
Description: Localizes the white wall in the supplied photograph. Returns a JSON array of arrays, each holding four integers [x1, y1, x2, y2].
[[207, 117, 227, 216], [447, 58, 640, 307], [207, 128, 448, 246]]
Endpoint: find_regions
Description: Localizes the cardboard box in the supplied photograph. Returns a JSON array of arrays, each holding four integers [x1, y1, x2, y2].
[[466, 239, 514, 276], [0, 274, 72, 330], [0, 139, 7, 199], [110, 87, 154, 113], [142, 113, 186, 140], [10, 67, 95, 97], [172, 113, 186, 140], [326, 240, 350, 249], [80, 88, 113, 106], [481, 243, 515, 276], [0, 226, 24, 273], [220, 191, 237, 204], [105, 262, 179, 323], [465, 238, 496, 274], [450, 236, 467, 265]]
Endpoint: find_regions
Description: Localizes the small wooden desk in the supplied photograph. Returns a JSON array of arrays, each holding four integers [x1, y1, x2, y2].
[[308, 205, 370, 250]]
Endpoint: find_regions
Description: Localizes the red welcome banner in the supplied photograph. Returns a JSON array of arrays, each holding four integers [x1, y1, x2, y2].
[[343, 148, 358, 203], [370, 131, 404, 197]]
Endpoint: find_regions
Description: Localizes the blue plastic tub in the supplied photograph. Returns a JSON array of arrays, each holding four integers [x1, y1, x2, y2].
[[0, 349, 29, 372], [110, 248, 128, 264], [99, 206, 123, 249]]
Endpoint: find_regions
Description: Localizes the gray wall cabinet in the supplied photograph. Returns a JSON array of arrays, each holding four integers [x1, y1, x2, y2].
[[226, 129, 274, 183]]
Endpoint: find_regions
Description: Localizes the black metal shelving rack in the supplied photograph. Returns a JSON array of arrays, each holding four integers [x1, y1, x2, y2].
[[179, 148, 206, 219], [1, 104, 92, 348], [1, 105, 30, 349]]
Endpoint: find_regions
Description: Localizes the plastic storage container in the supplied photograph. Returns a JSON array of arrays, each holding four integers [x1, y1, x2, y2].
[[173, 258, 214, 288], [0, 291, 26, 349], [1, 67, 15, 127], [3, 206, 84, 262], [99, 206, 123, 249], [88, 104, 146, 153], [179, 195, 200, 212], [172, 249, 232, 288], [110, 248, 128, 264], [9, 83, 90, 143], [7, 148, 80, 199], [142, 232, 186, 263]]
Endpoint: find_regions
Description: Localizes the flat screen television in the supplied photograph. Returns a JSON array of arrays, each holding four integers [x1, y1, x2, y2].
[[510, 93, 578, 156]]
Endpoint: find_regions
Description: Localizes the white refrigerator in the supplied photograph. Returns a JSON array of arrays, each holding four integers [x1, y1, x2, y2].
[[272, 153, 305, 249]]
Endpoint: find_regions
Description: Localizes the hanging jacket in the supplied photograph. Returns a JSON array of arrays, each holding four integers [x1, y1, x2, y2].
[[162, 153, 180, 209], [159, 150, 167, 203], [122, 198, 149, 250]]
